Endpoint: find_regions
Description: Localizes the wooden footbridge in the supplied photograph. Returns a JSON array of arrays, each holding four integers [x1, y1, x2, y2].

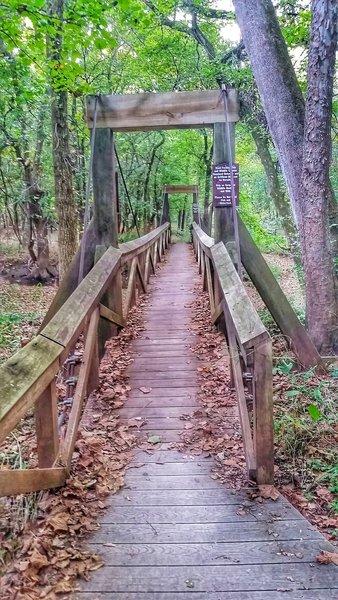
[[0, 90, 337, 597]]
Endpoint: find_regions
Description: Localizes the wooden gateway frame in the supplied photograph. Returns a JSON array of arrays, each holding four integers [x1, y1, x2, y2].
[[161, 185, 200, 229]]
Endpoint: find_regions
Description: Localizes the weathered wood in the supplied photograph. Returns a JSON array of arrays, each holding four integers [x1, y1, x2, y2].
[[238, 217, 322, 369], [87, 539, 332, 567], [136, 258, 147, 293], [99, 502, 302, 524], [226, 322, 256, 480], [211, 242, 268, 349], [99, 303, 125, 328], [161, 192, 170, 225], [74, 591, 338, 600], [120, 223, 169, 264], [85, 89, 240, 131], [212, 300, 224, 324], [253, 339, 274, 485], [39, 219, 97, 330], [124, 257, 138, 316], [41, 246, 121, 351], [213, 122, 238, 268], [205, 255, 215, 312], [60, 308, 100, 468], [0, 467, 67, 497], [95, 245, 114, 357], [35, 379, 59, 468], [89, 520, 322, 545], [92, 128, 118, 248], [164, 185, 198, 193], [0, 335, 62, 444]]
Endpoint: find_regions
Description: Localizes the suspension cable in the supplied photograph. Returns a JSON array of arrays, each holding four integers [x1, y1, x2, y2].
[[114, 144, 140, 237], [78, 95, 99, 284], [221, 83, 242, 280]]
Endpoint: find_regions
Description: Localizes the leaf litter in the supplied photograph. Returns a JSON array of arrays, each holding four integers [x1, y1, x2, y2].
[[0, 295, 150, 599]]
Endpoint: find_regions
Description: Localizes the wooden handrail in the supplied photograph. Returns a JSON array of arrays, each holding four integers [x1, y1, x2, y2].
[[0, 223, 170, 497], [192, 222, 274, 485]]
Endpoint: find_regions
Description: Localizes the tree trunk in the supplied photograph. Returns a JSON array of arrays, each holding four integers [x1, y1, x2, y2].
[[233, 0, 305, 227], [299, 0, 337, 352], [48, 0, 78, 281], [233, 0, 337, 351]]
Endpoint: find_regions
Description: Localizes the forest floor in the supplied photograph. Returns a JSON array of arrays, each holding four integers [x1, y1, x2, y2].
[[0, 238, 337, 596]]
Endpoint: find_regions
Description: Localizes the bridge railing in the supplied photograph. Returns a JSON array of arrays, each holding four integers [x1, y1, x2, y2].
[[192, 223, 273, 485], [0, 223, 170, 497]]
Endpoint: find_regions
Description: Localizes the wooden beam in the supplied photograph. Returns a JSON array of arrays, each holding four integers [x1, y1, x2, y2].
[[213, 122, 238, 269], [85, 89, 239, 131], [99, 303, 125, 327], [253, 340, 274, 485], [211, 242, 268, 350], [161, 192, 170, 225], [0, 335, 62, 445], [124, 257, 138, 316], [40, 247, 121, 352], [120, 223, 169, 264], [164, 185, 198, 194], [92, 128, 118, 247], [238, 217, 322, 369], [0, 468, 67, 497], [212, 300, 224, 324], [35, 379, 59, 468], [59, 309, 100, 469]]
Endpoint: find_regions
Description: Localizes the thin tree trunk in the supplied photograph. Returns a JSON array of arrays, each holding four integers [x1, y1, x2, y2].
[[300, 0, 337, 351], [48, 0, 78, 280]]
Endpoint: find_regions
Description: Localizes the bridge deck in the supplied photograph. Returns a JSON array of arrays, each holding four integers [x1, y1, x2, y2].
[[76, 243, 337, 599]]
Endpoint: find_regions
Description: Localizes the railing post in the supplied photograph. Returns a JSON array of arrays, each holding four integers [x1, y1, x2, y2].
[[35, 379, 59, 468], [253, 340, 274, 484]]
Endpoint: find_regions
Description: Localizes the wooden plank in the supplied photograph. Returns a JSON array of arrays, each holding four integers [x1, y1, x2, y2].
[[88, 539, 332, 566], [35, 379, 59, 468], [105, 488, 273, 506], [124, 256, 138, 316], [41, 246, 121, 351], [85, 516, 322, 541], [238, 217, 322, 369], [100, 503, 302, 524], [205, 255, 215, 312], [253, 340, 274, 485], [124, 475, 237, 490], [92, 128, 118, 247], [212, 300, 224, 324], [73, 591, 338, 600], [211, 242, 268, 349], [0, 467, 67, 497], [59, 308, 100, 468], [128, 387, 198, 399], [164, 185, 198, 194], [123, 417, 238, 430], [226, 323, 256, 480], [0, 335, 62, 444], [119, 223, 169, 264], [125, 396, 199, 408], [99, 303, 125, 328], [85, 89, 240, 131], [136, 258, 147, 293]]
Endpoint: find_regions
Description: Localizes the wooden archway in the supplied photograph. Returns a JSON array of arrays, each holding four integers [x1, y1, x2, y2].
[[161, 185, 199, 228]]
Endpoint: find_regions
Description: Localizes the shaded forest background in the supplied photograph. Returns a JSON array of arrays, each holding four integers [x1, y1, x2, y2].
[[0, 0, 337, 351]]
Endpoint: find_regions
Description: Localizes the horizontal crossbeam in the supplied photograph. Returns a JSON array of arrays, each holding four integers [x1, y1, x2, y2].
[[85, 89, 239, 131]]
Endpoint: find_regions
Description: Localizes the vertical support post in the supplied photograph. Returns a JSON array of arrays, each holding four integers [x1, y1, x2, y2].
[[192, 191, 199, 224], [253, 340, 274, 484], [92, 128, 118, 248], [178, 209, 182, 230], [213, 123, 238, 268], [161, 191, 170, 224], [181, 208, 186, 231], [35, 379, 59, 468], [92, 129, 122, 358]]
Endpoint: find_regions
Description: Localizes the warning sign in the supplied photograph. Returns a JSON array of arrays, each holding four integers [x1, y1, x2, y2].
[[213, 163, 239, 207]]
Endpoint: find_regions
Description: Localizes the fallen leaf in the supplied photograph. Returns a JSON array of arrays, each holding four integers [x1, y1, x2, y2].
[[139, 387, 152, 394], [258, 485, 280, 501], [316, 551, 338, 566], [147, 435, 161, 445]]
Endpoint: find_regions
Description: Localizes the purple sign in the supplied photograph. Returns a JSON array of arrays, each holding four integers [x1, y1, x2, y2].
[[213, 163, 239, 208]]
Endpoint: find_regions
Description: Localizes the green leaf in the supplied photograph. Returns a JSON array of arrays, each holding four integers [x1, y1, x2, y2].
[[308, 404, 321, 421]]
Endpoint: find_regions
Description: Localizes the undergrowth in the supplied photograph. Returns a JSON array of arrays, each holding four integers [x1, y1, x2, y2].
[[273, 360, 338, 536]]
